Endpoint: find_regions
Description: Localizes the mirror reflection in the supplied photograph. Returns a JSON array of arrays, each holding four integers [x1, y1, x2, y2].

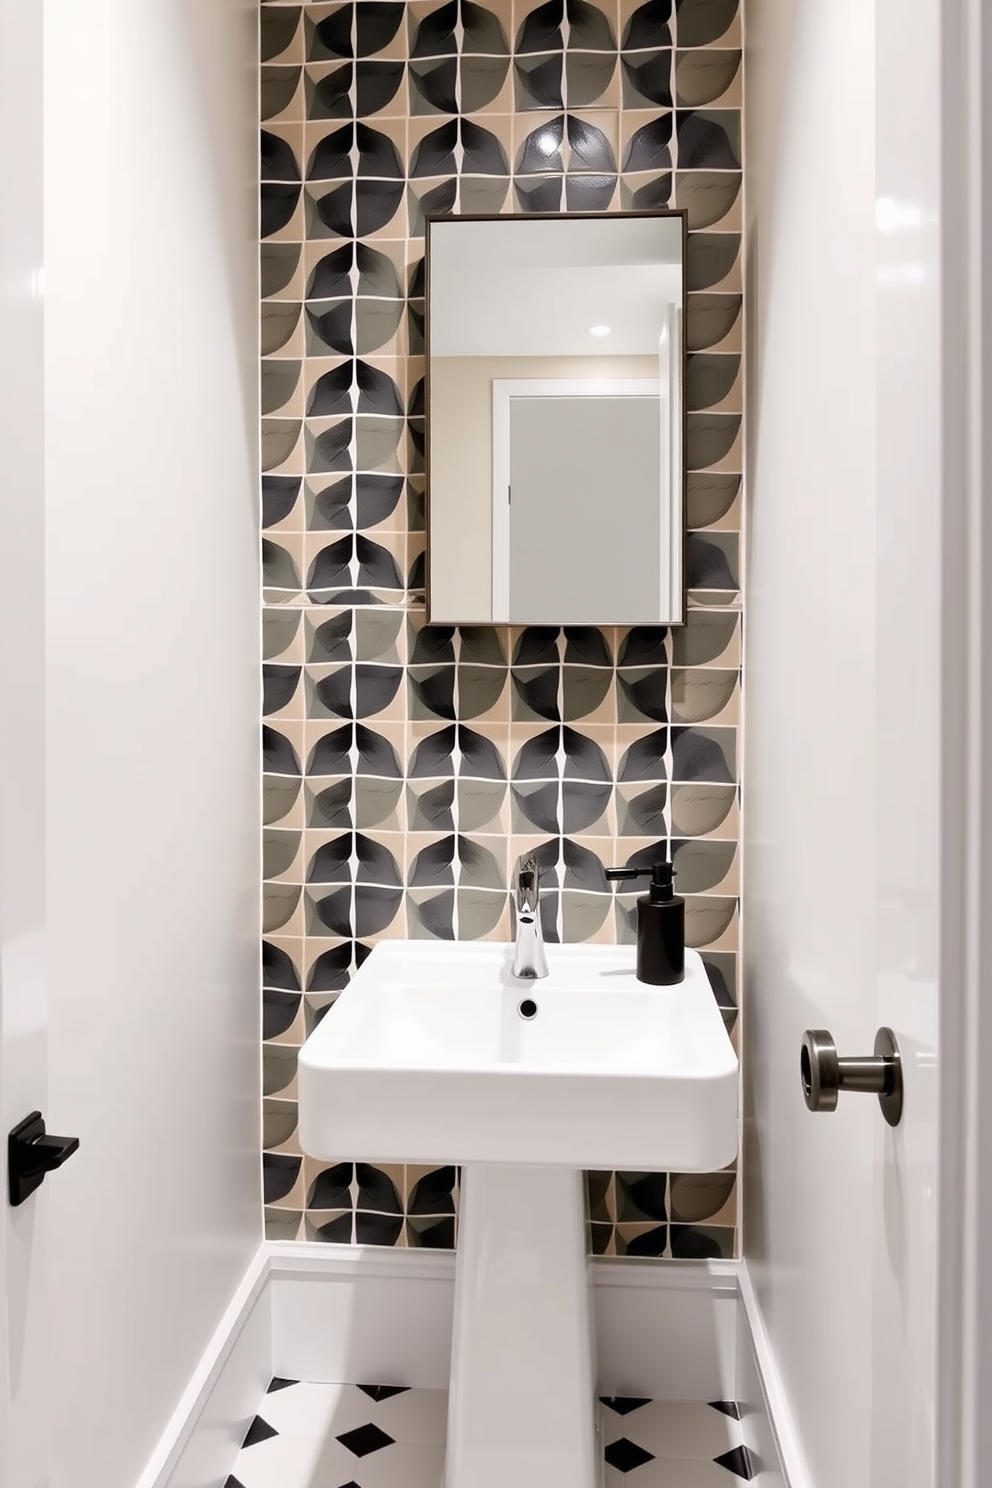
[[426, 213, 686, 626]]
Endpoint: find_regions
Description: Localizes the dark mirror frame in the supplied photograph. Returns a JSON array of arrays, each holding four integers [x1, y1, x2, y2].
[[423, 208, 690, 629]]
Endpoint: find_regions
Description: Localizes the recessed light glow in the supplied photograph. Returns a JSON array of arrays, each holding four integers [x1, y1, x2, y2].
[[589, 324, 611, 337], [876, 196, 924, 233]]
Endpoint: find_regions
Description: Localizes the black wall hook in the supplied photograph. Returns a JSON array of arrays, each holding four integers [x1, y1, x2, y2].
[[8, 1111, 80, 1207]]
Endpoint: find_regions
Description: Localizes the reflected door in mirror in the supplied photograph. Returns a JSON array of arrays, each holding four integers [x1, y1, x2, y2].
[[493, 383, 663, 625]]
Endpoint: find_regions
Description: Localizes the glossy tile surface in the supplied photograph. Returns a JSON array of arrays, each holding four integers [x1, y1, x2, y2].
[[260, 0, 744, 1256], [225, 1381, 759, 1486]]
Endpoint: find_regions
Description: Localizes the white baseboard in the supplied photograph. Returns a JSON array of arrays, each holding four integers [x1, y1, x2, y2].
[[738, 1262, 812, 1488], [593, 1257, 740, 1401], [133, 1247, 272, 1488], [266, 1245, 740, 1401], [267, 1241, 457, 1391], [133, 1243, 789, 1488]]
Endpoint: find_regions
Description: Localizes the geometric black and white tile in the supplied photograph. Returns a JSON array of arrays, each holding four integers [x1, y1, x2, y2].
[[261, 0, 745, 1258], [224, 1379, 758, 1487]]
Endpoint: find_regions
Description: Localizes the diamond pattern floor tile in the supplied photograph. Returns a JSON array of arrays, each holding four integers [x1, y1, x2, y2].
[[256, 1380, 369, 1438], [603, 1398, 742, 1460], [336, 1421, 396, 1457], [372, 1386, 449, 1443], [228, 1428, 333, 1488], [226, 1380, 753, 1487], [605, 1436, 657, 1472]]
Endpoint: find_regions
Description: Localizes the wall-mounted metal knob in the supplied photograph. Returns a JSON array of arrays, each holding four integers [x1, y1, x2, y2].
[[800, 1027, 903, 1127]]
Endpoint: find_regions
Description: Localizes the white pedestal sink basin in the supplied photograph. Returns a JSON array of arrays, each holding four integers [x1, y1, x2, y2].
[[298, 940, 738, 1488]]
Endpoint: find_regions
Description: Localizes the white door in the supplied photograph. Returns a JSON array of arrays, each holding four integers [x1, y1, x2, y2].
[[742, 0, 978, 1483], [0, 3, 53, 1485], [871, 3, 942, 1483]]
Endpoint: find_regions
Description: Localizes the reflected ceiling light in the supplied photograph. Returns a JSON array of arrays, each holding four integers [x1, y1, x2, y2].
[[589, 324, 611, 337], [875, 196, 924, 233]]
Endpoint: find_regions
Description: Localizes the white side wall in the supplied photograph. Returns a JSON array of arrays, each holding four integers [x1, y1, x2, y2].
[[744, 3, 941, 1486], [742, 2, 878, 1483], [0, 4, 49, 1485], [43, 5, 261, 1486]]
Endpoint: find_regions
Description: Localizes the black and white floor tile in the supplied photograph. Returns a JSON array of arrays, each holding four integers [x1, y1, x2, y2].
[[225, 1380, 758, 1487], [601, 1395, 757, 1484]]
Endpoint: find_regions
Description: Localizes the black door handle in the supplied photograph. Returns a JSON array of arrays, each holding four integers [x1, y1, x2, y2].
[[8, 1111, 80, 1207]]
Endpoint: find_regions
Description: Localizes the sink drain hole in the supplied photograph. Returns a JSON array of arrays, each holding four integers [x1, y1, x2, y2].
[[518, 998, 539, 1020]]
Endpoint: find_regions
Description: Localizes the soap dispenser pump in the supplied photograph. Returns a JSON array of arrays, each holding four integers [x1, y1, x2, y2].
[[605, 860, 685, 986]]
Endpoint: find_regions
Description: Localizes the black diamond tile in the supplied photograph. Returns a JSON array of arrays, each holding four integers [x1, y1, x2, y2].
[[357, 1382, 410, 1401], [604, 1437, 655, 1472], [266, 1376, 298, 1392], [715, 1444, 758, 1480], [337, 1422, 396, 1456], [600, 1395, 652, 1416], [241, 1415, 278, 1447], [709, 1399, 742, 1419], [224, 1478, 247, 1488]]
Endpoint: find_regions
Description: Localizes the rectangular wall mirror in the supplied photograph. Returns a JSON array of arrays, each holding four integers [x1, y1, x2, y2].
[[425, 211, 686, 627]]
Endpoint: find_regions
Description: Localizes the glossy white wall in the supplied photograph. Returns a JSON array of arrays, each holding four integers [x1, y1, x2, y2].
[[742, 5, 876, 1479], [871, 0, 941, 1480], [743, 0, 939, 1484], [42, 4, 261, 1485], [0, 3, 49, 1485]]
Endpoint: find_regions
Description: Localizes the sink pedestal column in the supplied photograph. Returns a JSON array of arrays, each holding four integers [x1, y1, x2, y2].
[[445, 1164, 598, 1488]]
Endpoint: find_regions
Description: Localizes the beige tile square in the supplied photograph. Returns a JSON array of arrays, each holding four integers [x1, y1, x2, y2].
[[262, 417, 306, 477], [264, 773, 305, 829], [675, 47, 742, 110], [618, 0, 671, 49], [263, 359, 306, 418], [265, 607, 306, 663], [263, 531, 305, 600], [265, 185, 306, 243], [263, 300, 306, 359], [675, 169, 742, 232], [684, 893, 738, 951], [463, 60, 515, 115], [263, 65, 307, 125], [305, 4, 354, 63], [262, 241, 306, 302], [266, 119, 306, 179], [262, 5, 305, 65], [265, 882, 305, 937]]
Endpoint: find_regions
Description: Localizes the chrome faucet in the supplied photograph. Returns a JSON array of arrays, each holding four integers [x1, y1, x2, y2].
[[512, 853, 549, 980]]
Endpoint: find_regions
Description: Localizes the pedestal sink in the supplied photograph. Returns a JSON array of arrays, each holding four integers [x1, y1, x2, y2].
[[298, 940, 738, 1488]]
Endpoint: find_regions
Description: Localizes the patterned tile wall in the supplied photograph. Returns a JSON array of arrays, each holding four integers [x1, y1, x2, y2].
[[260, 0, 743, 1258]]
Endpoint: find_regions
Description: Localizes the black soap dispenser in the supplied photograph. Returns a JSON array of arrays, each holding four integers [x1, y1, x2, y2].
[[605, 860, 685, 986]]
